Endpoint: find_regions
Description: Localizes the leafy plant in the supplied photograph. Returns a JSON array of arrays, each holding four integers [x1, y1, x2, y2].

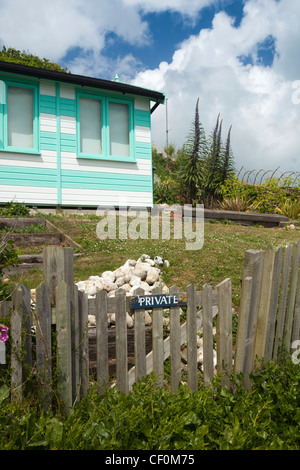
[[0, 356, 299, 450], [275, 199, 300, 220], [217, 195, 261, 212], [0, 201, 30, 217]]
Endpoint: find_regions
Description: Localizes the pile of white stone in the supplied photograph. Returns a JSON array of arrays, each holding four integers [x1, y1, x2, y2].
[[76, 254, 170, 300], [76, 254, 170, 329]]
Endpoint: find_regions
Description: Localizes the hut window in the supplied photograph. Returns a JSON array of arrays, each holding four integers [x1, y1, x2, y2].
[[108, 102, 130, 157], [7, 86, 34, 148], [79, 97, 102, 155]]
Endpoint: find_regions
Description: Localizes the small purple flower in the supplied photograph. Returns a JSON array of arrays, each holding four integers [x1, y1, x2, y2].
[[0, 325, 9, 343]]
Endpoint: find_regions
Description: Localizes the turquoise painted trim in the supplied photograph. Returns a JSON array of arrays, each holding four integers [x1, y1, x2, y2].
[[40, 94, 56, 114], [106, 96, 135, 161], [60, 97, 76, 117], [61, 169, 152, 192], [56, 83, 62, 204], [40, 131, 57, 151], [0, 104, 3, 149], [61, 133, 76, 152], [135, 142, 151, 159], [0, 77, 40, 153], [134, 109, 151, 127], [0, 165, 57, 187], [76, 92, 105, 159], [75, 90, 136, 163]]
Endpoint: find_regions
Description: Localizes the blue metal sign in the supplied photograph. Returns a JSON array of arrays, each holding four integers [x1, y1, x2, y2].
[[129, 293, 187, 310]]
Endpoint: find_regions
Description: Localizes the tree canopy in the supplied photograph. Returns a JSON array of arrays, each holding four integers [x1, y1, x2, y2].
[[0, 46, 69, 72]]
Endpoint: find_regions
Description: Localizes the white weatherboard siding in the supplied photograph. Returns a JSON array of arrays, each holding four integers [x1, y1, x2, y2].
[[135, 126, 151, 143], [60, 116, 76, 135], [40, 113, 56, 133], [0, 150, 57, 169], [61, 188, 152, 207], [0, 185, 57, 204], [61, 153, 151, 175]]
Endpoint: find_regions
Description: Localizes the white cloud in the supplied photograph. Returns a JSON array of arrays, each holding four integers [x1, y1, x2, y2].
[[0, 0, 299, 172], [0, 0, 149, 76], [133, 0, 300, 172], [123, 0, 218, 16]]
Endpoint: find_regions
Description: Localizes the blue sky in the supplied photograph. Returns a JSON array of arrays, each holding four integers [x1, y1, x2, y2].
[[0, 0, 299, 173]]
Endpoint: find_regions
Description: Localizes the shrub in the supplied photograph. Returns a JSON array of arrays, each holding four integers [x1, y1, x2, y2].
[[0, 357, 299, 450], [0, 201, 30, 217]]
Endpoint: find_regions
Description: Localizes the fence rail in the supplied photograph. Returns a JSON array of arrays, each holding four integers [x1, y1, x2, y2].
[[1, 241, 299, 413]]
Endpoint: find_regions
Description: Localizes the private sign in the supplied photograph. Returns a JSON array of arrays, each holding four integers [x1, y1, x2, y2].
[[129, 293, 187, 310]]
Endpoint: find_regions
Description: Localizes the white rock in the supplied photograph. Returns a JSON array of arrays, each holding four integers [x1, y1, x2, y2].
[[135, 261, 152, 272], [126, 313, 134, 328], [103, 281, 118, 292], [114, 268, 125, 279], [162, 285, 169, 294], [115, 276, 126, 287], [88, 314, 96, 326], [129, 275, 142, 287], [146, 267, 160, 284], [154, 256, 164, 266], [86, 285, 97, 296], [132, 268, 147, 280], [102, 271, 116, 282], [121, 283, 132, 293], [144, 258, 155, 266]]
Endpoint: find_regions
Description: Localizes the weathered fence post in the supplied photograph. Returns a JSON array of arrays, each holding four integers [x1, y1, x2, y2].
[[133, 287, 146, 383], [216, 278, 232, 388], [55, 280, 72, 414], [254, 245, 277, 361], [151, 286, 164, 388], [292, 260, 300, 344], [234, 276, 253, 376], [241, 249, 264, 389], [187, 284, 198, 392], [202, 284, 214, 388], [43, 246, 74, 323], [265, 246, 283, 361], [71, 284, 80, 404], [11, 284, 32, 403], [273, 243, 292, 360], [169, 285, 181, 393], [35, 282, 52, 409], [115, 288, 128, 393], [95, 288, 109, 394], [284, 240, 300, 351], [78, 290, 89, 397]]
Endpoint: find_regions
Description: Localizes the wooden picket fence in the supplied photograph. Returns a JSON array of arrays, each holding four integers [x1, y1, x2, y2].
[[0, 240, 300, 414]]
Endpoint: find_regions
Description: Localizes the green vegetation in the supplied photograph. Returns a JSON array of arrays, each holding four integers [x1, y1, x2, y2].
[[153, 100, 234, 207], [0, 354, 299, 450], [0, 203, 299, 450], [0, 46, 69, 72], [0, 201, 30, 217], [3, 210, 299, 307]]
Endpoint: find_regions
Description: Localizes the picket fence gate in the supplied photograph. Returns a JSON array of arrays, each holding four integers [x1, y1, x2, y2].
[[0, 240, 300, 414]]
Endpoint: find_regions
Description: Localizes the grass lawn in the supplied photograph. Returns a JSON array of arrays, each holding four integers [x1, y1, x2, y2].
[[6, 212, 300, 309]]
